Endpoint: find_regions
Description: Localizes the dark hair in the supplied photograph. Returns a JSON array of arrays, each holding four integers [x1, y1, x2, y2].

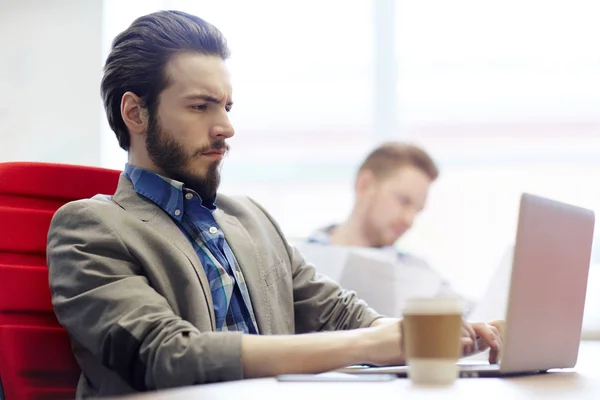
[[358, 142, 439, 181], [101, 10, 230, 150]]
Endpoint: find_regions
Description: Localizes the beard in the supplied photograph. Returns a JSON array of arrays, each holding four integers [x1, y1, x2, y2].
[[362, 219, 393, 247], [145, 112, 229, 202], [362, 201, 401, 248]]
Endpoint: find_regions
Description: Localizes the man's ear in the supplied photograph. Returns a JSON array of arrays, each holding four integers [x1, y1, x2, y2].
[[355, 169, 376, 198], [121, 91, 148, 137]]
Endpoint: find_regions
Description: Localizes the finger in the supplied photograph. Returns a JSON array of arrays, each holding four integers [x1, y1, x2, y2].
[[461, 327, 475, 348], [461, 327, 472, 344], [473, 324, 500, 352], [463, 321, 477, 342], [488, 320, 505, 337], [487, 324, 502, 364], [475, 336, 490, 352], [489, 346, 500, 364], [462, 322, 477, 356], [461, 337, 474, 357]]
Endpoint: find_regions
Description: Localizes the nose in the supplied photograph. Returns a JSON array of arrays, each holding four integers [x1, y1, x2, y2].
[[210, 112, 235, 139]]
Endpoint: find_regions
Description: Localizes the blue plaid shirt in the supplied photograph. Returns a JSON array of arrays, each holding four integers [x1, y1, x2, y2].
[[124, 164, 258, 334]]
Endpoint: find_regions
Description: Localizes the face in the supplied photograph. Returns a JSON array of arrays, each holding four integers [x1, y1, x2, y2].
[[144, 53, 234, 201], [359, 166, 432, 247]]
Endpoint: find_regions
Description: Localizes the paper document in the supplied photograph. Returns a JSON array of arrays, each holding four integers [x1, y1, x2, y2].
[[468, 247, 513, 322], [294, 242, 448, 317]]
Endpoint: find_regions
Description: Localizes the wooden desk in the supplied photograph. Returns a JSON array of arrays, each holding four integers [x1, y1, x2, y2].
[[120, 341, 600, 399]]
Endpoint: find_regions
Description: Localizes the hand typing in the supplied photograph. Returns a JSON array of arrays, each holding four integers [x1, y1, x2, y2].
[[461, 320, 504, 363]]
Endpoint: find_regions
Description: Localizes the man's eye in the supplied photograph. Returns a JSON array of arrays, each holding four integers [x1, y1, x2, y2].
[[225, 107, 232, 113], [191, 104, 207, 111]]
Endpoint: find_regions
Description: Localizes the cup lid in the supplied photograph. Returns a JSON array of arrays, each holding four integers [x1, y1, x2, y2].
[[403, 297, 464, 315]]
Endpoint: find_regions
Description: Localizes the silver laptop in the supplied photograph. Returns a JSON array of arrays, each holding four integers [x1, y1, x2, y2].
[[343, 193, 595, 377]]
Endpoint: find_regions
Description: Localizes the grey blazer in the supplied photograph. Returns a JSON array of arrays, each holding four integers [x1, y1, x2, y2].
[[47, 176, 381, 398]]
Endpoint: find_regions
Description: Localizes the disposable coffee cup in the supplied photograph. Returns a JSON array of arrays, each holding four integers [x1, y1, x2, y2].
[[402, 297, 463, 385]]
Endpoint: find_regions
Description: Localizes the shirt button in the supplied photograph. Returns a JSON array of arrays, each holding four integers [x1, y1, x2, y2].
[[174, 209, 181, 216], [209, 226, 218, 234], [185, 193, 193, 200]]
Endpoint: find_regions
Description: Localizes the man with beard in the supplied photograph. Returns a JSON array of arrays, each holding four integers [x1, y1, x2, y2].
[[47, 10, 502, 398], [307, 142, 474, 314]]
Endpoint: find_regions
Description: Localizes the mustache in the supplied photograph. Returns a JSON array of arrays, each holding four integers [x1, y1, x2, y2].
[[193, 140, 230, 157]]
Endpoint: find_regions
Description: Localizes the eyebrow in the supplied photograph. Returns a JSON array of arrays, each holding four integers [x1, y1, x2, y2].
[[183, 94, 233, 106]]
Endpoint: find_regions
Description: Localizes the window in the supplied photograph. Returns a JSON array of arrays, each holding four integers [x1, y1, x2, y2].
[[393, 0, 600, 298], [102, 2, 600, 324], [101, 0, 377, 237]]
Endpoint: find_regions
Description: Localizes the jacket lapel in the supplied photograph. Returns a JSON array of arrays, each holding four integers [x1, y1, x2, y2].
[[213, 207, 271, 335], [111, 175, 216, 329]]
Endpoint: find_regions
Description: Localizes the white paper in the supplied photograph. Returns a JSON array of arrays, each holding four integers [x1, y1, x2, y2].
[[338, 251, 400, 316], [294, 242, 350, 282], [468, 247, 514, 322], [294, 242, 451, 317]]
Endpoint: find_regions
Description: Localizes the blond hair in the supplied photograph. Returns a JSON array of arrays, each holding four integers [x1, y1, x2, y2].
[[358, 142, 439, 181]]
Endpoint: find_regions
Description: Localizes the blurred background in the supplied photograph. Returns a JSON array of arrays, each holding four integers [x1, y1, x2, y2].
[[1, 0, 599, 315]]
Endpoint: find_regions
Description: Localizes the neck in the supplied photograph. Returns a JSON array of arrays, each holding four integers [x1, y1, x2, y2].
[[128, 152, 164, 176], [329, 209, 372, 247]]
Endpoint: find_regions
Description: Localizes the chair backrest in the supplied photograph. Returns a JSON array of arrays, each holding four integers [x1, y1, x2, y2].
[[0, 162, 120, 400]]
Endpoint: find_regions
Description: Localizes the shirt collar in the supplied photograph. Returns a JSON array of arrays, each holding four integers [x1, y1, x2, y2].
[[307, 224, 336, 244], [307, 224, 404, 256], [122, 164, 216, 221]]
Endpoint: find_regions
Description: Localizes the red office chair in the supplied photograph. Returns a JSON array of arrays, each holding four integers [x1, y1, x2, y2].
[[0, 162, 120, 400]]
